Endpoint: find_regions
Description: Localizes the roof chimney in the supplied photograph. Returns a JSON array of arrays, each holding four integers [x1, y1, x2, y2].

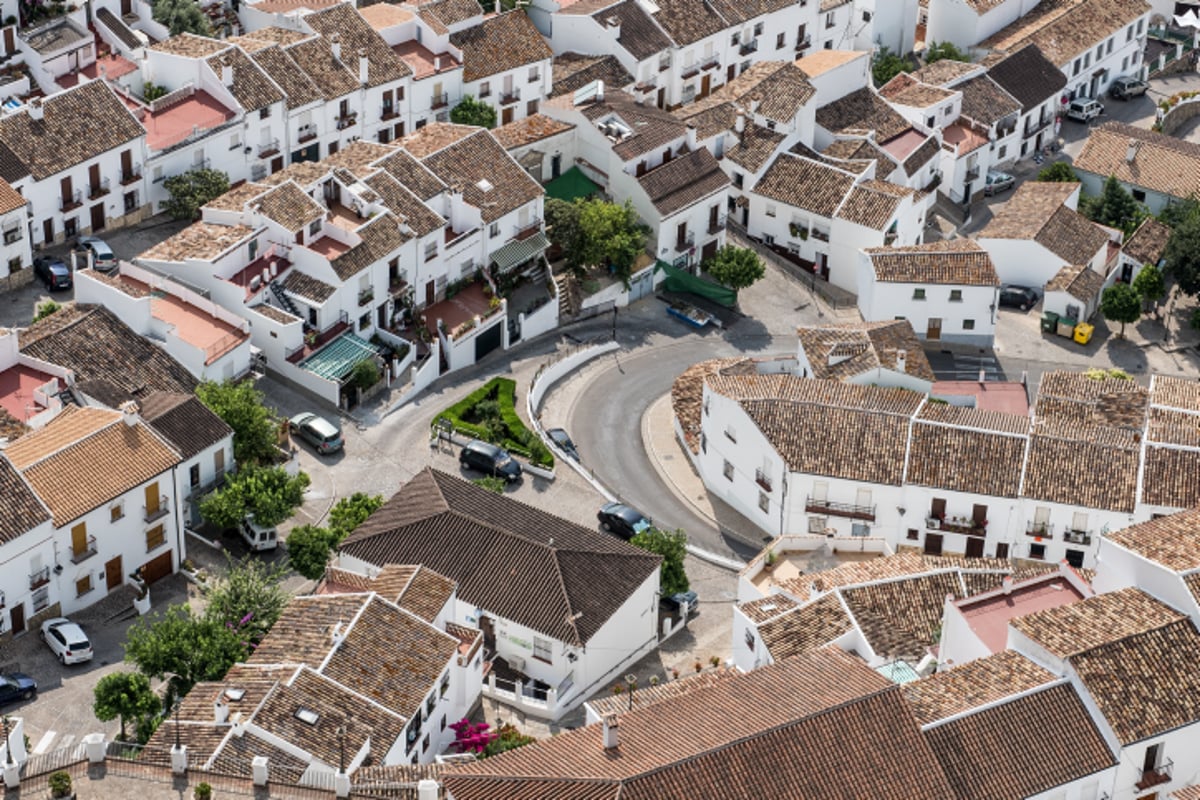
[[601, 713, 619, 750], [119, 399, 139, 426], [1002, 575, 1014, 595], [358, 48, 369, 85], [605, 14, 621, 38], [495, 0, 501, 13], [417, 780, 439, 800], [330, 33, 341, 62], [26, 97, 43, 121], [1125, 138, 1139, 163], [221, 56, 234, 88], [735, 110, 746, 134], [214, 697, 229, 724], [685, 123, 696, 150], [895, 349, 906, 374], [748, 93, 761, 116], [434, 55, 441, 71]]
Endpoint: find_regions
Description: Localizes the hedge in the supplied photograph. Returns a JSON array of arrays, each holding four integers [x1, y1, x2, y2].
[[434, 377, 554, 468]]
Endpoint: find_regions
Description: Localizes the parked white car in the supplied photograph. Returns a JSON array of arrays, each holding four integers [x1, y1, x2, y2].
[[1066, 98, 1104, 122], [40, 618, 93, 665]]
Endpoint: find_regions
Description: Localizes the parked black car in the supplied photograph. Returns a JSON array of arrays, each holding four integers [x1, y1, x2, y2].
[[661, 590, 699, 616], [546, 428, 578, 460], [459, 440, 523, 482], [33, 256, 71, 291], [597, 502, 651, 540], [0, 673, 37, 706], [999, 285, 1039, 311]]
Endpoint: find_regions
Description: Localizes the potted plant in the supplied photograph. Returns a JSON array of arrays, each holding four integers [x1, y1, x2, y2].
[[193, 783, 213, 800], [671, 667, 680, 680], [48, 771, 73, 799], [611, 684, 623, 695], [709, 655, 721, 669], [764, 549, 778, 571], [693, 660, 702, 673]]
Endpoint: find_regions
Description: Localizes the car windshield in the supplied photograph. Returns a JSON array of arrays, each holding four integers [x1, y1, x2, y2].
[[67, 639, 89, 650], [496, 454, 513, 467]]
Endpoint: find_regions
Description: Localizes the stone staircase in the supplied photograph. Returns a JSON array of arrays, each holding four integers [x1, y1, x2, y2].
[[554, 273, 581, 318]]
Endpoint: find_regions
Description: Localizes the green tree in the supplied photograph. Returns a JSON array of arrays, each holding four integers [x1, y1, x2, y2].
[[1131, 263, 1166, 311], [151, 0, 211, 35], [1159, 195, 1200, 228], [124, 605, 248, 696], [703, 245, 765, 294], [1080, 175, 1148, 236], [203, 555, 290, 643], [285, 524, 339, 580], [328, 492, 383, 539], [630, 527, 689, 595], [198, 465, 310, 530], [449, 95, 497, 129], [924, 40, 969, 64], [32, 300, 60, 322], [163, 168, 230, 221], [545, 198, 584, 272], [143, 82, 168, 102], [93, 672, 160, 741], [1100, 283, 1141, 337], [1036, 162, 1078, 182], [872, 47, 909, 86], [1164, 213, 1200, 295], [196, 380, 277, 465], [577, 198, 645, 284]]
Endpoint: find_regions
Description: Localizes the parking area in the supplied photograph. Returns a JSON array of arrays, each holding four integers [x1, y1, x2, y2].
[[0, 575, 193, 754]]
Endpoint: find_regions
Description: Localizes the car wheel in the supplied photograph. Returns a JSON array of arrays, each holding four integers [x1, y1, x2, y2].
[[1020, 303, 1030, 311], [601, 520, 611, 531], [21, 690, 32, 701], [58, 653, 66, 665], [459, 458, 470, 469]]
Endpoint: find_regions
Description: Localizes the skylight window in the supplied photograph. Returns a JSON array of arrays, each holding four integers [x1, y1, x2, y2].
[[476, 178, 493, 192], [295, 708, 319, 725], [225, 688, 246, 701]]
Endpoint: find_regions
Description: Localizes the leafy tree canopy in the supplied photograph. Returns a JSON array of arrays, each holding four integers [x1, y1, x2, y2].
[[872, 47, 909, 86], [924, 41, 969, 64], [198, 465, 309, 530], [152, 0, 211, 36], [329, 492, 384, 538], [124, 605, 249, 696], [576, 198, 646, 284], [703, 245, 765, 293], [1036, 162, 1078, 182], [449, 95, 497, 129], [1131, 263, 1166, 309], [196, 379, 278, 466], [1080, 175, 1148, 237], [93, 672, 161, 741], [203, 555, 290, 644], [630, 527, 690, 595], [162, 168, 228, 220], [1158, 195, 1200, 228], [1100, 283, 1141, 337], [1164, 212, 1200, 295], [285, 524, 340, 581]]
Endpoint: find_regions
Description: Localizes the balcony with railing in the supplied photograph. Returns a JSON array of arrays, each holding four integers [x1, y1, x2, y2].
[[431, 92, 449, 109], [739, 39, 758, 55], [358, 286, 375, 306], [676, 231, 695, 252], [1136, 760, 1172, 791], [71, 534, 98, 564], [700, 54, 721, 71], [60, 190, 82, 212], [806, 496, 875, 521], [796, 35, 812, 52], [965, 165, 980, 181], [1024, 113, 1052, 138], [1063, 527, 1093, 546], [143, 496, 170, 523], [1026, 521, 1054, 538], [121, 167, 142, 186], [512, 219, 542, 241], [380, 103, 399, 121], [335, 113, 358, 130], [258, 139, 280, 158], [681, 62, 700, 79], [708, 214, 727, 235], [29, 566, 50, 590], [755, 469, 772, 492], [389, 277, 409, 297], [928, 515, 986, 537], [297, 123, 318, 144], [88, 177, 110, 199], [3, 226, 21, 244], [500, 87, 521, 105]]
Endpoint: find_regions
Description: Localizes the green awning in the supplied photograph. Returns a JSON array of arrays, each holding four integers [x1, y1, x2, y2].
[[299, 332, 382, 381], [490, 231, 549, 274], [544, 166, 600, 203]]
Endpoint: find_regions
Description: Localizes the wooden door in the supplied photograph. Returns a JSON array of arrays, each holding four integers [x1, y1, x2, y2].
[[71, 522, 87, 558], [120, 149, 133, 181], [726, 64, 735, 82], [656, 88, 665, 108], [930, 497, 946, 521], [9, 601, 24, 635], [105, 555, 123, 592], [926, 317, 942, 340], [3, 28, 13, 57], [501, 107, 514, 125], [214, 447, 225, 477], [88, 164, 100, 193], [923, 533, 943, 556], [425, 279, 435, 306], [42, 218, 53, 244], [995, 542, 1009, 560], [972, 504, 988, 526], [701, 239, 717, 264], [700, 74, 711, 98], [120, 0, 132, 15], [144, 483, 159, 517], [965, 537, 985, 559], [141, 551, 173, 584], [271, 156, 284, 174], [479, 615, 496, 652], [89, 203, 104, 232], [60, 176, 72, 203]]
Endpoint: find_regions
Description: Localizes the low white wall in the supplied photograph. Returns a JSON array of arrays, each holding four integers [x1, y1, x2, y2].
[[384, 340, 443, 412], [519, 297, 559, 342]]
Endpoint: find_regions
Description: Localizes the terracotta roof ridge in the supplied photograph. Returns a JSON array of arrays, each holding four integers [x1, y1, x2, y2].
[[915, 414, 1030, 439], [1070, 615, 1195, 660], [292, 662, 411, 723], [361, 590, 461, 645], [740, 395, 919, 419]]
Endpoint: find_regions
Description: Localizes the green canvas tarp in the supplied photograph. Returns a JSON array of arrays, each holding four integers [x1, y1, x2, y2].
[[544, 166, 600, 203], [654, 260, 737, 307]]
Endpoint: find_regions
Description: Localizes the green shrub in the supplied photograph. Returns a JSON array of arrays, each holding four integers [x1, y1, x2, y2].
[[49, 771, 72, 798], [433, 378, 553, 467]]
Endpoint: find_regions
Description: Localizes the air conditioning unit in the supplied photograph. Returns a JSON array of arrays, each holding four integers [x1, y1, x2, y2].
[[507, 655, 526, 673]]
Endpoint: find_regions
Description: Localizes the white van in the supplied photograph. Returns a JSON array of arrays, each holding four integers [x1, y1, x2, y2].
[[1066, 98, 1104, 122], [239, 514, 278, 551]]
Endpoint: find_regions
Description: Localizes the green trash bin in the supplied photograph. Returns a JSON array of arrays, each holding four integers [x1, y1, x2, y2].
[[1041, 311, 1060, 333]]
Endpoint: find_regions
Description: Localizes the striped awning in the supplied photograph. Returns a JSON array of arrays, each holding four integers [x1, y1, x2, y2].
[[489, 232, 549, 274]]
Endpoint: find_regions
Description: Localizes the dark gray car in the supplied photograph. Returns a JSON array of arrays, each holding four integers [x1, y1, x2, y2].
[[460, 440, 522, 482]]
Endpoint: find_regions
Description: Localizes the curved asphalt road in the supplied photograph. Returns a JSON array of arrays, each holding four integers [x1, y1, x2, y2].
[[566, 327, 793, 562]]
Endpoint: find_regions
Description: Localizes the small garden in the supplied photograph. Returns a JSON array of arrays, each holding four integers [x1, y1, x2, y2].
[[434, 377, 553, 468]]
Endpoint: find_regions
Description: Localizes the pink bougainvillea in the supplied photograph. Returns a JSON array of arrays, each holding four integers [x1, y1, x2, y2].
[[449, 718, 497, 754]]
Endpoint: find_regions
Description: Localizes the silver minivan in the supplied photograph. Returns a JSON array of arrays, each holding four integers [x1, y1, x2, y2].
[[1066, 98, 1104, 122], [239, 514, 278, 551]]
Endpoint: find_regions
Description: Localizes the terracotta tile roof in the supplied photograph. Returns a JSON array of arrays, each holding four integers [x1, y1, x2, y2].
[[342, 469, 662, 646], [1012, 587, 1185, 658], [636, 147, 728, 216], [1105, 507, 1200, 572], [706, 0, 793, 23], [878, 72, 956, 108], [1141, 444, 1200, 508], [421, 129, 544, 223], [19, 305, 198, 404], [414, 0, 484, 34], [451, 10, 551, 82], [1174, 786, 1200, 800], [578, 92, 686, 160], [324, 564, 458, 622], [865, 239, 1000, 286], [816, 87, 912, 141], [903, 134, 942, 176], [796, 319, 936, 382], [0, 178, 26, 215], [723, 126, 785, 173], [285, 37, 360, 99], [674, 61, 816, 133], [794, 49, 863, 77], [753, 152, 858, 217], [20, 17, 88, 54], [6, 406, 180, 525], [910, 59, 982, 87], [247, 44, 324, 109], [304, 3, 413, 85], [373, 148, 447, 201], [400, 122, 477, 159], [815, 137, 893, 172], [395, 566, 457, 621], [757, 593, 853, 660], [907, 411, 1027, 497], [978, 180, 1078, 239], [355, 764, 449, 798], [923, 683, 1116, 799], [139, 392, 232, 461], [841, 571, 965, 659], [362, 171, 444, 237], [150, 32, 228, 57], [957, 74, 1021, 125], [551, 53, 633, 98], [1036, 206, 1111, 264], [647, 0, 728, 46], [901, 651, 1057, 726], [1151, 374, 1200, 412], [207, 46, 284, 112], [140, 222, 256, 262], [0, 81, 142, 180], [252, 303, 302, 325], [917, 400, 1029, 433], [738, 592, 800, 623], [983, 44, 1067, 112], [280, 269, 336, 303], [0, 454, 49, 545], [205, 181, 271, 212], [586, 0, 671, 61], [1123, 217, 1171, 266], [1071, 619, 1200, 744], [1075, 121, 1200, 201], [779, 552, 927, 598], [835, 179, 914, 230], [670, 357, 756, 453], [493, 114, 575, 150], [255, 180, 325, 231], [357, 3, 415, 29], [1045, 262, 1105, 302], [444, 648, 956, 800], [330, 211, 408, 280], [585, 669, 737, 718], [979, 0, 1150, 66]]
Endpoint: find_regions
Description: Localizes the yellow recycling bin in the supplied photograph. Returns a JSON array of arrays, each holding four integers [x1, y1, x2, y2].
[[1073, 322, 1094, 345]]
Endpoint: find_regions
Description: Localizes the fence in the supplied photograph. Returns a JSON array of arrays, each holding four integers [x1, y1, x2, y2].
[[20, 742, 86, 779]]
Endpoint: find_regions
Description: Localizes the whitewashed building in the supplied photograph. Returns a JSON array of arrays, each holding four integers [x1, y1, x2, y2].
[[450, 10, 553, 125]]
